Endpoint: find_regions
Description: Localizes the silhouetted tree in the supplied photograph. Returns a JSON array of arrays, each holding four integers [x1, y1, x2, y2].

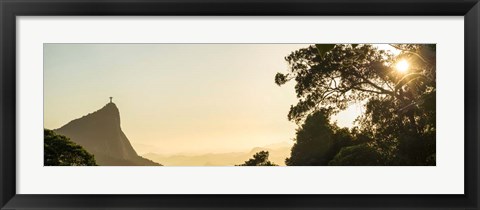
[[44, 129, 97, 166], [237, 151, 278, 166], [277, 44, 436, 165], [286, 109, 360, 166], [328, 143, 384, 166]]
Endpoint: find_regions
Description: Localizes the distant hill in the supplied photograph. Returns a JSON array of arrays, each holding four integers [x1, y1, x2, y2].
[[143, 143, 292, 166], [54, 102, 161, 166]]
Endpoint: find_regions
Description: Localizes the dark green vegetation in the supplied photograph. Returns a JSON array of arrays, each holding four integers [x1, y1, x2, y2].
[[44, 129, 97, 166], [276, 44, 436, 166], [237, 151, 278, 166]]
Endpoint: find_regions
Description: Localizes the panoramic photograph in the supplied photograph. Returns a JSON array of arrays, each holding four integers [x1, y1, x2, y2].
[[44, 43, 436, 166]]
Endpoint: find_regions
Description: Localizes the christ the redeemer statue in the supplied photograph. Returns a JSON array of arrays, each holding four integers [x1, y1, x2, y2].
[[109, 97, 113, 103]]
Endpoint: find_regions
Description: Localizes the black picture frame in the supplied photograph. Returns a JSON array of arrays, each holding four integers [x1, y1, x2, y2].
[[1, 0, 479, 209]]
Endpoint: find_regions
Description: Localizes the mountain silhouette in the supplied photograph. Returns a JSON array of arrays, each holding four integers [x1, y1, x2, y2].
[[143, 142, 292, 166], [54, 102, 161, 166]]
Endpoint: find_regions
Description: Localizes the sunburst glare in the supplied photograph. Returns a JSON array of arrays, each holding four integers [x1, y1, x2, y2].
[[395, 60, 409, 73]]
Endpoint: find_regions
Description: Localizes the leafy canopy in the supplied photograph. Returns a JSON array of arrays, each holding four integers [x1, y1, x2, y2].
[[286, 109, 356, 166], [237, 151, 278, 166], [277, 44, 436, 166], [44, 129, 97, 166]]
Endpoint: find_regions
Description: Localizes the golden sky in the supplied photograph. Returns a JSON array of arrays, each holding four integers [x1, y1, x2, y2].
[[44, 44, 395, 155]]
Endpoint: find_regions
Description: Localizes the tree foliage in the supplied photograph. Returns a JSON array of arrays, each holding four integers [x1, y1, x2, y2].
[[277, 44, 436, 166], [44, 129, 97, 166], [237, 151, 278, 166], [286, 109, 355, 166], [328, 143, 384, 166]]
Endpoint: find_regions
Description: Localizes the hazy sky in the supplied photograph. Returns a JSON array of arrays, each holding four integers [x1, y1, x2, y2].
[[44, 44, 389, 155]]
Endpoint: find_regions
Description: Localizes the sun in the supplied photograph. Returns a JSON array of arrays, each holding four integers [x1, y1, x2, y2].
[[395, 60, 409, 73]]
